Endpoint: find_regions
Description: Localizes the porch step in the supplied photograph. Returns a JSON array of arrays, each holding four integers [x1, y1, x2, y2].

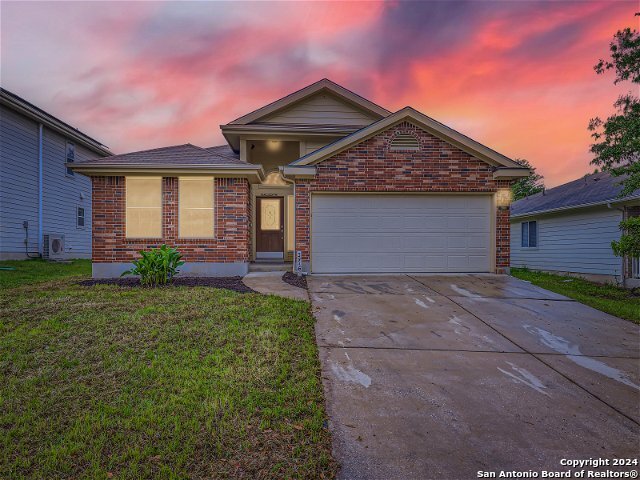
[[249, 262, 290, 273]]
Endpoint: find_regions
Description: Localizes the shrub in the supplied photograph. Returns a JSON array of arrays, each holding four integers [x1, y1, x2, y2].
[[611, 217, 640, 258], [121, 245, 185, 286]]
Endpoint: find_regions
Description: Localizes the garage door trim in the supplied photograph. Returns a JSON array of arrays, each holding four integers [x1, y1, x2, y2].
[[309, 192, 496, 274]]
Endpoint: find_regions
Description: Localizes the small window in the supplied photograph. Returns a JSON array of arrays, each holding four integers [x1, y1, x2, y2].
[[126, 177, 162, 238], [77, 207, 85, 228], [521, 221, 538, 248], [66, 142, 75, 176], [389, 134, 420, 151]]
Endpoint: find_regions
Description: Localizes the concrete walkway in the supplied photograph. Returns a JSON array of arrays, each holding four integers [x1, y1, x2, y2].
[[242, 271, 308, 301], [310, 274, 640, 480]]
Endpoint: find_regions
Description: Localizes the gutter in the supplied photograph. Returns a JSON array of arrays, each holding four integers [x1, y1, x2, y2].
[[67, 162, 266, 183], [280, 165, 317, 178], [510, 194, 640, 220]]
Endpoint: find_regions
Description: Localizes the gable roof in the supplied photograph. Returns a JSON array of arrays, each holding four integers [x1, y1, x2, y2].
[[1, 87, 112, 156], [511, 171, 640, 218], [289, 106, 527, 173], [226, 78, 391, 125]]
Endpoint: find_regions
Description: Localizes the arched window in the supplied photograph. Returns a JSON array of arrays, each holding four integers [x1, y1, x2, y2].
[[389, 133, 420, 151]]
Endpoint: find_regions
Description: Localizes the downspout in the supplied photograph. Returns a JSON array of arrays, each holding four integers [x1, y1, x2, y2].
[[38, 123, 43, 255], [280, 167, 297, 273]]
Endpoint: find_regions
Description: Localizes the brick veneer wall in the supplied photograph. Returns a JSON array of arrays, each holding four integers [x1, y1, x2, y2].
[[294, 121, 513, 272], [92, 176, 250, 263]]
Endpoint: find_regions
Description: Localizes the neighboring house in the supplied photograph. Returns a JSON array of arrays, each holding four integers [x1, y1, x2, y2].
[[71, 79, 529, 278], [510, 172, 640, 288], [0, 88, 111, 260]]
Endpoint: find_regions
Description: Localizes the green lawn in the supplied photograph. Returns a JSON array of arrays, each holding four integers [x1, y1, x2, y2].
[[511, 268, 640, 324], [0, 258, 91, 288], [0, 261, 335, 479]]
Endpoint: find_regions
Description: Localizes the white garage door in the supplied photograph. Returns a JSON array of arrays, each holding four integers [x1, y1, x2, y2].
[[311, 194, 492, 273]]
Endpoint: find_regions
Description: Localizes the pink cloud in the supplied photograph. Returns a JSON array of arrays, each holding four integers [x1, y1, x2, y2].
[[1, 0, 636, 186]]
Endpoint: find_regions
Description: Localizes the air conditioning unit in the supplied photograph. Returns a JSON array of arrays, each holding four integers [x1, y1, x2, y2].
[[43, 234, 65, 260]]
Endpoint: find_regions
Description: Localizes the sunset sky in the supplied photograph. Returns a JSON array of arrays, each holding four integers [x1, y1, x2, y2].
[[2, 1, 637, 186]]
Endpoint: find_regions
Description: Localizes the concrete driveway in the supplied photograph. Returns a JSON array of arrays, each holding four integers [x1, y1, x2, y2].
[[309, 274, 640, 480]]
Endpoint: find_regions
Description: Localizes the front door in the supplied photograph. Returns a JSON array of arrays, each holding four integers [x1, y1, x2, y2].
[[256, 197, 284, 258]]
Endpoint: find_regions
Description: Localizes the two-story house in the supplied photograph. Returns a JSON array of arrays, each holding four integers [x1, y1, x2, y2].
[[0, 88, 111, 260], [71, 79, 529, 277]]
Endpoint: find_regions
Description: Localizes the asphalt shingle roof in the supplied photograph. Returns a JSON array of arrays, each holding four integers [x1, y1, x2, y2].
[[511, 171, 639, 217], [74, 144, 244, 166]]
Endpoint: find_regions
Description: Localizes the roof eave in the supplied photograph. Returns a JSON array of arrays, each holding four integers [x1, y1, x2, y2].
[[510, 194, 640, 219], [280, 165, 317, 179], [493, 168, 530, 179], [68, 163, 265, 183], [1, 91, 112, 157]]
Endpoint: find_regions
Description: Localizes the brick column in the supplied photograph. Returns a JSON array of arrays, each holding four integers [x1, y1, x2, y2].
[[496, 206, 510, 273]]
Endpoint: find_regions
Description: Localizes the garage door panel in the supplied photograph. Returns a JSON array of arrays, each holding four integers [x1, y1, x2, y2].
[[311, 194, 492, 273]]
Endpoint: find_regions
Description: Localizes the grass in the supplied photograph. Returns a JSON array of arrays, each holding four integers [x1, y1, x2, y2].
[[0, 258, 91, 288], [0, 261, 336, 479], [511, 267, 640, 324]]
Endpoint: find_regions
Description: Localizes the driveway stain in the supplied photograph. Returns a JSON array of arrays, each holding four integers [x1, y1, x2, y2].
[[524, 325, 640, 390], [498, 361, 550, 396]]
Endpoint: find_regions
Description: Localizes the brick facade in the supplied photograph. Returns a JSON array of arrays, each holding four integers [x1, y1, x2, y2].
[[92, 176, 250, 263], [294, 121, 512, 272]]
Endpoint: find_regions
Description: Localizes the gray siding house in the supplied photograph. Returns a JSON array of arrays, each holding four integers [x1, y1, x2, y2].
[[510, 172, 640, 288], [0, 88, 111, 260]]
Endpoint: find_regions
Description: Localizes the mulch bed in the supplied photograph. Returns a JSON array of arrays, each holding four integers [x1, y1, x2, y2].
[[79, 276, 255, 293], [282, 272, 307, 290]]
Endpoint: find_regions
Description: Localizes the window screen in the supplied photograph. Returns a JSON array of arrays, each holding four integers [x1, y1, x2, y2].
[[179, 177, 214, 238], [521, 221, 537, 248], [126, 177, 162, 238]]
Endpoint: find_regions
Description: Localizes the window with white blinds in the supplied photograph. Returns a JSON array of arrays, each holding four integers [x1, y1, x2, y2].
[[125, 177, 162, 238], [179, 177, 215, 238]]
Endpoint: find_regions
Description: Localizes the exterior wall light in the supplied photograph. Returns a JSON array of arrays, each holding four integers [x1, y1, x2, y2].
[[266, 140, 282, 152], [496, 188, 513, 208]]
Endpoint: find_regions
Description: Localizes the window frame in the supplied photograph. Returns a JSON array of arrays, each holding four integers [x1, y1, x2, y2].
[[521, 220, 538, 248], [125, 176, 163, 239], [178, 176, 215, 239], [76, 206, 85, 229], [65, 142, 75, 177]]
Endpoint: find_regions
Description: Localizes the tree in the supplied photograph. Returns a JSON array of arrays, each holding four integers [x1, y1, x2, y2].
[[590, 14, 640, 263], [511, 158, 544, 200], [589, 14, 640, 197]]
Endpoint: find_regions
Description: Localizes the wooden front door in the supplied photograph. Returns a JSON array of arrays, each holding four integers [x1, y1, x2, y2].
[[256, 197, 284, 255]]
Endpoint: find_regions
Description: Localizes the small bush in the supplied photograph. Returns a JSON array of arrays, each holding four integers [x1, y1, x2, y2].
[[122, 245, 185, 286], [612, 217, 640, 258]]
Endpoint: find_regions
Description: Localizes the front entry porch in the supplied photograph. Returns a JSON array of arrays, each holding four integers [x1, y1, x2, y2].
[[251, 180, 295, 264]]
